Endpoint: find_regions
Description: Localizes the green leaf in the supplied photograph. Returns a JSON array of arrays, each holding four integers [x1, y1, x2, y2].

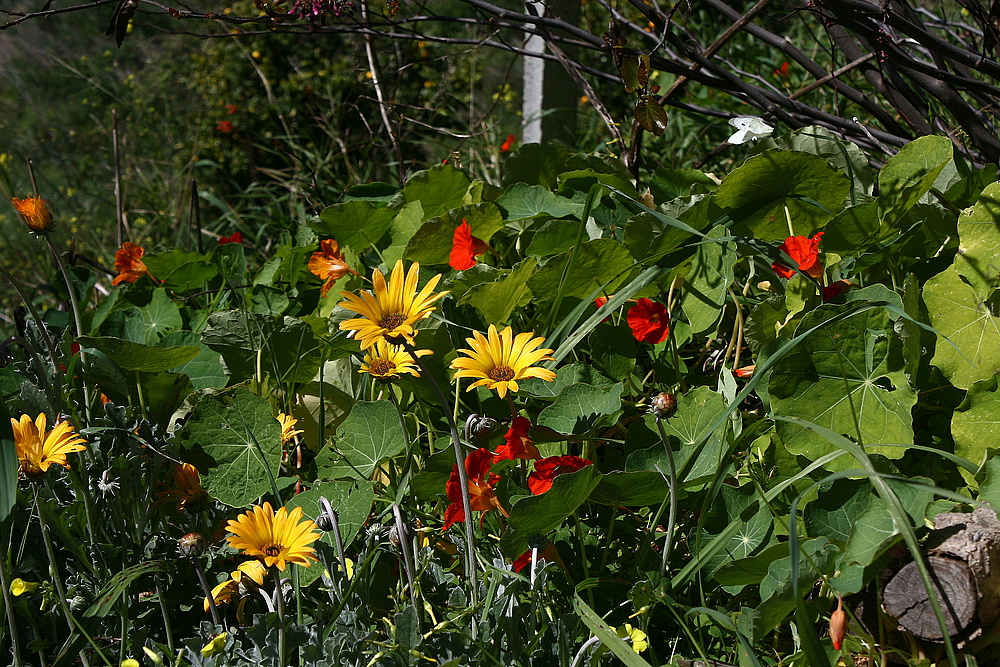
[[496, 183, 582, 221], [160, 331, 228, 390], [142, 249, 218, 292], [622, 211, 706, 262], [843, 477, 934, 567], [500, 465, 601, 557], [383, 201, 424, 267], [769, 125, 874, 197], [620, 55, 641, 93], [537, 383, 623, 434], [925, 182, 1000, 389], [139, 370, 193, 429], [286, 479, 373, 551], [769, 305, 915, 469], [713, 542, 791, 588], [398, 164, 472, 220], [518, 362, 615, 397], [0, 400, 16, 522], [525, 219, 583, 256], [404, 203, 504, 265], [750, 538, 837, 639], [878, 135, 953, 225], [76, 336, 199, 372], [526, 239, 634, 304], [588, 322, 636, 381], [501, 142, 571, 190], [714, 149, 849, 239], [213, 242, 247, 283], [333, 401, 407, 478], [201, 311, 322, 384], [139, 289, 182, 343], [459, 257, 537, 323], [84, 561, 172, 618], [589, 471, 667, 506], [952, 374, 1000, 485], [977, 455, 1000, 512], [804, 478, 873, 543], [648, 168, 717, 202], [572, 595, 655, 667], [634, 95, 667, 136], [680, 226, 736, 334], [311, 200, 396, 252], [699, 483, 775, 574], [176, 386, 282, 507]]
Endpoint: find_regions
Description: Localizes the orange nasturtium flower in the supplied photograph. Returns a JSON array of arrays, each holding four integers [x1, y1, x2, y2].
[[112, 242, 157, 286], [225, 502, 321, 571], [338, 260, 448, 350], [450, 325, 556, 399], [359, 339, 431, 381], [443, 448, 508, 530], [12, 196, 54, 234], [449, 219, 490, 271], [626, 298, 671, 344], [308, 239, 356, 297], [527, 455, 593, 495], [499, 133, 517, 153], [492, 416, 540, 461], [11, 413, 87, 478], [157, 463, 209, 513], [772, 232, 825, 280]]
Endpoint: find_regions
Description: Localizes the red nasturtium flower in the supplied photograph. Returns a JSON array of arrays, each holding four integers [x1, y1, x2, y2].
[[218, 231, 243, 245], [493, 417, 540, 461], [627, 298, 671, 344], [216, 120, 235, 133], [773, 61, 790, 78], [527, 455, 593, 495], [512, 541, 559, 573], [449, 219, 490, 271], [500, 134, 517, 153], [308, 239, 356, 297], [112, 242, 157, 286], [443, 448, 508, 529], [823, 279, 852, 301], [733, 364, 756, 378], [772, 232, 824, 280]]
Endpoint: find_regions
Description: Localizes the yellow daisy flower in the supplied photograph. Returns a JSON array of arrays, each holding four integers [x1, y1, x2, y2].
[[450, 325, 557, 398], [204, 560, 268, 612], [276, 413, 302, 444], [338, 260, 447, 349], [359, 340, 432, 380], [11, 413, 87, 478], [225, 502, 320, 571]]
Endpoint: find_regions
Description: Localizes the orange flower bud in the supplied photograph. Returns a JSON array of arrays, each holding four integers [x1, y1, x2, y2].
[[830, 596, 847, 650], [12, 196, 54, 234]]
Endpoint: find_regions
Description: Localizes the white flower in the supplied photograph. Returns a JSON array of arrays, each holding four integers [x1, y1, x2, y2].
[[727, 116, 774, 144]]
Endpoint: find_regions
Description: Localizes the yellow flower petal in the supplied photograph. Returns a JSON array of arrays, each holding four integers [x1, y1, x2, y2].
[[11, 413, 86, 478], [450, 325, 556, 398], [225, 502, 320, 572]]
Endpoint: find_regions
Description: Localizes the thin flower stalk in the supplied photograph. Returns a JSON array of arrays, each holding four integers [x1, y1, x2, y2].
[[402, 340, 478, 608], [0, 552, 24, 667], [654, 418, 678, 577]]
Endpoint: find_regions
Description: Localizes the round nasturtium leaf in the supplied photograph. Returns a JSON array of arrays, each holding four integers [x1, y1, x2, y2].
[[713, 149, 849, 240]]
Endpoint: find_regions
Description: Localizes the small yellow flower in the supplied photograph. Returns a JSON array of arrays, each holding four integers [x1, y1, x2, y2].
[[204, 560, 268, 612], [10, 578, 39, 596], [11, 413, 87, 478], [142, 646, 164, 664], [616, 624, 648, 653], [450, 325, 557, 398], [225, 502, 321, 571], [12, 196, 54, 234], [338, 260, 447, 350], [359, 340, 431, 381], [121, 659, 140, 667], [276, 413, 302, 444], [200, 632, 227, 656]]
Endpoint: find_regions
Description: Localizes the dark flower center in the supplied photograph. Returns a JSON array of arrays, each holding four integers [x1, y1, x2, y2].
[[263, 544, 283, 557], [370, 360, 397, 376], [489, 366, 515, 382], [380, 313, 407, 331]]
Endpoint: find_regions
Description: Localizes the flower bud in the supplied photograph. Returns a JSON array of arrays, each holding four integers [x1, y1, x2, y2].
[[648, 392, 677, 419], [178, 532, 207, 557], [12, 196, 54, 234], [830, 596, 847, 650], [10, 578, 39, 596]]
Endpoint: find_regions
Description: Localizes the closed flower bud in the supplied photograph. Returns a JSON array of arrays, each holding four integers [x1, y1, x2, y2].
[[178, 532, 207, 557], [649, 392, 677, 419], [830, 596, 847, 650], [12, 196, 54, 234]]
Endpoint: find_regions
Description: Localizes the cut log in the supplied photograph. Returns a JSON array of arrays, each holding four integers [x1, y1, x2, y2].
[[882, 507, 1000, 643]]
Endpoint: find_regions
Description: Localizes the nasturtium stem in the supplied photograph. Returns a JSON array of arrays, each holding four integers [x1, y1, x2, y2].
[[45, 235, 92, 422], [655, 419, 679, 577], [0, 544, 24, 667]]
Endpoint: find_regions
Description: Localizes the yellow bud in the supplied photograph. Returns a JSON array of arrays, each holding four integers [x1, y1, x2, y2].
[[10, 578, 40, 596]]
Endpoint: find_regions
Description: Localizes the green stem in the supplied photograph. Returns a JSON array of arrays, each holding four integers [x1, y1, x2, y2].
[[153, 574, 175, 656], [573, 515, 595, 609], [403, 341, 478, 612], [654, 419, 679, 576], [192, 556, 221, 627], [45, 236, 91, 422], [275, 573, 286, 667], [33, 484, 91, 667], [0, 542, 24, 667]]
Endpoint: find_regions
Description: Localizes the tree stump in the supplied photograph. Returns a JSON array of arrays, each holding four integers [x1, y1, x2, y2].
[[882, 507, 1000, 643]]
